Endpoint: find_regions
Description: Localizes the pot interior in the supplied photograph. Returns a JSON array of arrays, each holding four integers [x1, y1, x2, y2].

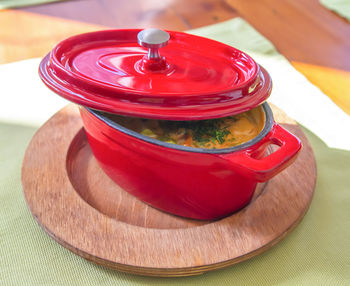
[[86, 102, 274, 154]]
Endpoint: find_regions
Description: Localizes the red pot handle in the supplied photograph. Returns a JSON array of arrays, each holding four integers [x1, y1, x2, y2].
[[221, 123, 302, 182]]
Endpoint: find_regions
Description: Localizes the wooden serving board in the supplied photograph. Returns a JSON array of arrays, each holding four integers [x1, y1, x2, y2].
[[22, 104, 316, 277]]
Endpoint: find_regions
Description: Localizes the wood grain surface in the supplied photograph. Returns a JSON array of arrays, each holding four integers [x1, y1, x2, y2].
[[22, 0, 350, 69], [22, 104, 316, 277], [21, 0, 239, 30], [0, 10, 104, 64], [225, 0, 350, 114]]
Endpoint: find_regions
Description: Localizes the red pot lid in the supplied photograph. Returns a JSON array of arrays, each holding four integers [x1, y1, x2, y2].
[[39, 28, 272, 120]]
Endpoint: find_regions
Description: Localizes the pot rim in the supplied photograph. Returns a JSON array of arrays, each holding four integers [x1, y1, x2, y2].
[[85, 102, 274, 154]]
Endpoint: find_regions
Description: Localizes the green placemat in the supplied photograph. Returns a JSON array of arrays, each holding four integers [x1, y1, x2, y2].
[[1, 18, 350, 285], [0, 0, 68, 9], [320, 0, 350, 21]]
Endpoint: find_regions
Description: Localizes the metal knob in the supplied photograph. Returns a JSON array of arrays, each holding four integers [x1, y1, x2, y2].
[[137, 28, 170, 60]]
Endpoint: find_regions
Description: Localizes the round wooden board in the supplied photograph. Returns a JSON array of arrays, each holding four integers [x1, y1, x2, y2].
[[22, 104, 316, 277]]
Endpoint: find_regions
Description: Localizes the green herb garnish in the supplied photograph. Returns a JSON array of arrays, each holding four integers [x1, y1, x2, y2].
[[160, 117, 232, 145]]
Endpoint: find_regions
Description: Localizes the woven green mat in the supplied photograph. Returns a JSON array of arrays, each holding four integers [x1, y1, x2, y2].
[[0, 0, 68, 9], [320, 0, 350, 21], [1, 18, 349, 285]]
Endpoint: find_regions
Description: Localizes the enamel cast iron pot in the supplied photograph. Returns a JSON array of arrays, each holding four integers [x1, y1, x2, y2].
[[39, 28, 302, 220]]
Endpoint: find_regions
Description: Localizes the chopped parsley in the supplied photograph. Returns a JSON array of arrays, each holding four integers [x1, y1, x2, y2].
[[160, 117, 233, 145]]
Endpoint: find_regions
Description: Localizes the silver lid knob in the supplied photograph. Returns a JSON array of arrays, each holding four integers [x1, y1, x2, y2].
[[137, 28, 170, 60]]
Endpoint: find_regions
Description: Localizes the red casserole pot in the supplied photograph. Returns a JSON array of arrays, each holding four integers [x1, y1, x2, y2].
[[39, 28, 302, 220]]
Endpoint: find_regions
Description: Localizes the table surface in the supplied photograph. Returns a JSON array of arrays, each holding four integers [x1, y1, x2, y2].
[[1, 0, 349, 113]]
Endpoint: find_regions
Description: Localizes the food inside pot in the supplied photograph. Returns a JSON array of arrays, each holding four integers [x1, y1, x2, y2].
[[103, 106, 265, 149]]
